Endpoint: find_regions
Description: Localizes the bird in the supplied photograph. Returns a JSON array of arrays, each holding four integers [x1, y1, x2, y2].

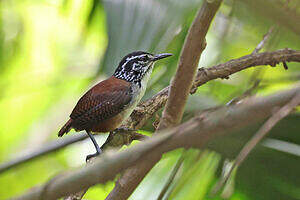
[[58, 51, 172, 160]]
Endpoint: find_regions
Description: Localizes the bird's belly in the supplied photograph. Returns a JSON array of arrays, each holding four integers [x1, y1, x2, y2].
[[119, 83, 146, 123], [90, 112, 125, 133]]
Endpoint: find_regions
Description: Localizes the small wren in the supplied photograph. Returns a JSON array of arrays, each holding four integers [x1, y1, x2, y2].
[[58, 51, 172, 160]]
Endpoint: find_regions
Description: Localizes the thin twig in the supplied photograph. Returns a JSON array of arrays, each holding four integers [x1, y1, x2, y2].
[[227, 25, 275, 106], [0, 134, 87, 173], [247, 26, 276, 87], [226, 80, 261, 106], [252, 27, 274, 55], [211, 92, 300, 195], [248, 0, 291, 86], [157, 151, 186, 200]]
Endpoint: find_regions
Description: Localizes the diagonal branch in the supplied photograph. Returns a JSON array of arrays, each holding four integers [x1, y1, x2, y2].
[[252, 27, 274, 55], [211, 92, 300, 195], [63, 131, 149, 200], [158, 0, 216, 129], [12, 85, 300, 200], [0, 134, 87, 174], [157, 151, 186, 200]]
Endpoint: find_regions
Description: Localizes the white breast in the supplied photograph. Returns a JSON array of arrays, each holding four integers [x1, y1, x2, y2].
[[119, 67, 153, 124]]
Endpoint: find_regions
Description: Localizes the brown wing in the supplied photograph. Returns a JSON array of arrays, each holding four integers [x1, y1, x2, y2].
[[70, 76, 132, 131]]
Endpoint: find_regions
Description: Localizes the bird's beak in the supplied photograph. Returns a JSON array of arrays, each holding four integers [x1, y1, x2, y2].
[[152, 53, 173, 61]]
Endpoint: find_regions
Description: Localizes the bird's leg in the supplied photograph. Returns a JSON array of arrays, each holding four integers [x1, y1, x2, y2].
[[86, 131, 102, 162]]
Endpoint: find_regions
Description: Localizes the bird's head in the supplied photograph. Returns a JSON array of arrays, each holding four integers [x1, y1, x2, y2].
[[113, 51, 172, 84]]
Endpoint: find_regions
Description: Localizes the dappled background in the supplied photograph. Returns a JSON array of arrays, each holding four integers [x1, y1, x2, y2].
[[0, 0, 299, 199]]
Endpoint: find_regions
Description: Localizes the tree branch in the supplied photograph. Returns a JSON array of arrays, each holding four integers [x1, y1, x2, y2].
[[12, 85, 300, 200], [158, 0, 217, 129], [211, 92, 300, 195], [1, 48, 300, 174], [190, 48, 300, 93], [0, 134, 87, 173]]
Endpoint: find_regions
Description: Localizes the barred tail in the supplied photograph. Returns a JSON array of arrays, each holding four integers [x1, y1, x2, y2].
[[58, 119, 73, 137]]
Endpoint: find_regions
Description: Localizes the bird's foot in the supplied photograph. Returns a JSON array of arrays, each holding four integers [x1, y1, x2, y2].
[[86, 149, 102, 163]]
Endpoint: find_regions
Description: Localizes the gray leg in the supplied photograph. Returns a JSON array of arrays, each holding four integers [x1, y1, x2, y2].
[[86, 131, 102, 162]]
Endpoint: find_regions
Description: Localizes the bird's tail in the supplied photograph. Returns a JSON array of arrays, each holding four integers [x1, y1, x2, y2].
[[58, 119, 73, 137]]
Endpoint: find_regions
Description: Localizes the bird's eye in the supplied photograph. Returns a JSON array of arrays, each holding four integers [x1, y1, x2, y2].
[[140, 56, 148, 62]]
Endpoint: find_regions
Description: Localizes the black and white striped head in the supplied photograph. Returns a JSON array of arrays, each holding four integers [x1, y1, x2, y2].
[[113, 51, 172, 84]]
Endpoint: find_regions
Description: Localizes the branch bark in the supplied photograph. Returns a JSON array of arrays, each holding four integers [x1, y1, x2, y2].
[[12, 85, 300, 200], [158, 0, 216, 129], [190, 48, 300, 93]]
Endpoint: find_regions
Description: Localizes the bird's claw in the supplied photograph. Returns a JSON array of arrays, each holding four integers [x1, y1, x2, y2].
[[86, 151, 101, 163]]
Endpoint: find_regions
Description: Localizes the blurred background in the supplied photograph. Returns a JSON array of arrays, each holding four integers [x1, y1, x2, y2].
[[0, 0, 299, 199]]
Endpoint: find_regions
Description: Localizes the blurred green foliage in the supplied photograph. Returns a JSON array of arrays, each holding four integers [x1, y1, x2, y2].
[[0, 0, 299, 199]]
